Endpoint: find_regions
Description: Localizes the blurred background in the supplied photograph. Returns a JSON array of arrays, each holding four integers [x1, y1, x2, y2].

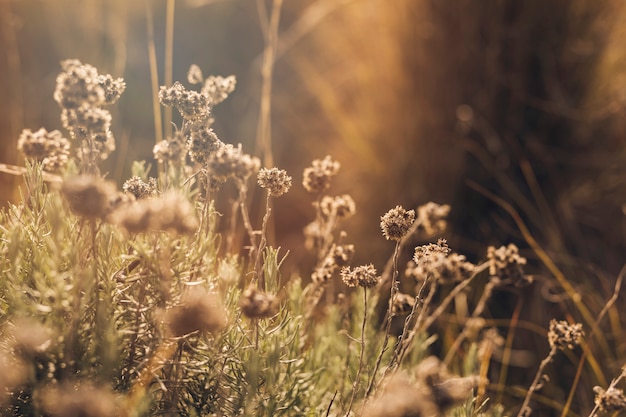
[[1, 0, 626, 413]]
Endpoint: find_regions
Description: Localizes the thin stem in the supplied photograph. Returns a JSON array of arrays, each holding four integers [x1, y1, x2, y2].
[[238, 181, 258, 262], [345, 288, 368, 416], [366, 240, 401, 397], [517, 347, 558, 417], [144, 0, 163, 146], [252, 193, 272, 289], [164, 0, 175, 140]]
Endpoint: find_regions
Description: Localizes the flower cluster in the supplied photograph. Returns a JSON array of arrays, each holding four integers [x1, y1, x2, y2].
[[320, 194, 356, 219], [410, 239, 475, 283], [593, 386, 626, 412], [415, 201, 450, 237], [340, 264, 379, 288], [547, 319, 584, 351], [487, 243, 528, 285], [53, 59, 125, 171], [201, 75, 237, 105], [302, 155, 340, 193], [17, 128, 70, 172], [159, 81, 211, 122], [207, 143, 260, 182], [380, 205, 415, 241], [122, 176, 158, 200], [257, 167, 293, 197], [186, 123, 223, 165], [311, 243, 355, 284]]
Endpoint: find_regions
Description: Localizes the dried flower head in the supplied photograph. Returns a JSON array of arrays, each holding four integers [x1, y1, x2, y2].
[[208, 143, 260, 182], [159, 81, 211, 121], [164, 288, 227, 337], [154, 131, 187, 165], [381, 205, 415, 241], [593, 386, 626, 412], [122, 176, 158, 200], [109, 191, 198, 234], [17, 128, 70, 172], [411, 239, 475, 284], [487, 244, 529, 285], [240, 286, 278, 319], [302, 155, 340, 193], [320, 194, 356, 219], [330, 243, 355, 267], [416, 201, 450, 237], [39, 382, 118, 417], [61, 175, 118, 220], [187, 64, 204, 85], [201, 75, 236, 105], [54, 59, 105, 109], [340, 264, 379, 288], [257, 167, 293, 197], [548, 319, 584, 351], [97, 73, 126, 105], [187, 123, 223, 165]]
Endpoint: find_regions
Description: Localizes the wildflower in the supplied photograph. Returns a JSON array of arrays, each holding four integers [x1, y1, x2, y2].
[[54, 59, 105, 109], [186, 123, 222, 165], [320, 194, 356, 219], [61, 175, 118, 220], [416, 201, 450, 236], [380, 205, 415, 241], [411, 239, 475, 283], [330, 243, 355, 267], [110, 191, 198, 234], [153, 131, 187, 165], [341, 264, 379, 288], [159, 81, 211, 121], [187, 64, 204, 85], [39, 382, 118, 417], [97, 73, 126, 104], [164, 288, 227, 337], [593, 386, 626, 412], [207, 143, 260, 182], [201, 75, 236, 105], [487, 244, 529, 285], [239, 285, 278, 319], [122, 176, 158, 200], [257, 167, 292, 197], [548, 319, 584, 351], [302, 155, 340, 193], [17, 128, 70, 172]]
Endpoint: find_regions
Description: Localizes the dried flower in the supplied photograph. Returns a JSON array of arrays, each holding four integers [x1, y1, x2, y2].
[[154, 131, 187, 165], [54, 59, 105, 109], [187, 64, 204, 85], [207, 143, 260, 182], [159, 81, 211, 121], [186, 123, 223, 165], [487, 244, 529, 285], [548, 319, 584, 351], [39, 382, 118, 417], [257, 167, 292, 197], [302, 155, 340, 193], [411, 239, 475, 284], [330, 244, 355, 267], [17, 128, 70, 172], [164, 288, 227, 337], [341, 264, 379, 288], [381, 205, 415, 241], [320, 194, 356, 219], [109, 191, 198, 234], [201, 75, 236, 105], [122, 176, 158, 200], [593, 386, 626, 412], [416, 201, 450, 237], [61, 175, 118, 220], [240, 286, 278, 319], [97, 73, 126, 104]]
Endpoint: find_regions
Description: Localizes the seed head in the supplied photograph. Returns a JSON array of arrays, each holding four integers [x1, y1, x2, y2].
[[122, 176, 158, 200], [187, 64, 204, 85], [208, 143, 260, 182], [17, 128, 70, 172], [239, 286, 278, 319], [97, 73, 126, 104], [201, 75, 236, 105], [187, 123, 223, 165], [302, 155, 340, 193], [320, 194, 356, 219], [61, 175, 118, 220], [164, 288, 227, 337], [548, 319, 584, 351], [594, 386, 626, 412], [159, 81, 211, 121], [54, 59, 105, 109], [410, 239, 474, 283], [257, 167, 292, 197], [416, 201, 450, 237], [381, 205, 415, 241], [340, 264, 379, 288], [487, 244, 529, 285]]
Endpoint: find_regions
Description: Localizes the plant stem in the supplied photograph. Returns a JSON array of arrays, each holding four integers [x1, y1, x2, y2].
[[517, 346, 558, 417], [346, 288, 368, 416]]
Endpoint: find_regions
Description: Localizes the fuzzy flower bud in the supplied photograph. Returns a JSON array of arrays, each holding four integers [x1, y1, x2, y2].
[[257, 167, 292, 197], [380, 205, 415, 241], [340, 264, 379, 288]]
